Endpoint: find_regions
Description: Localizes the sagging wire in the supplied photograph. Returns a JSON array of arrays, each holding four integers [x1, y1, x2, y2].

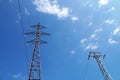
[[17, 0, 29, 74]]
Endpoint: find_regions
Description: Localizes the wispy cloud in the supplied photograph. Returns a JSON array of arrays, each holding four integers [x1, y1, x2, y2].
[[98, 0, 108, 7], [105, 19, 115, 24], [95, 28, 103, 33], [16, 20, 19, 24], [33, 0, 70, 19], [108, 38, 118, 45], [90, 28, 103, 39], [70, 50, 76, 54], [108, 6, 115, 12], [24, 8, 30, 16], [108, 27, 120, 45], [90, 33, 96, 39], [32, 0, 79, 21], [113, 27, 120, 35], [81, 28, 103, 51], [71, 16, 79, 22], [13, 73, 22, 78], [80, 38, 87, 44], [85, 44, 98, 50], [89, 22, 93, 26], [9, 0, 12, 2], [13, 73, 26, 80]]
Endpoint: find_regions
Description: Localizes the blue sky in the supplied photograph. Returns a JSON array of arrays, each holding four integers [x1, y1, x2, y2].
[[0, 0, 120, 80]]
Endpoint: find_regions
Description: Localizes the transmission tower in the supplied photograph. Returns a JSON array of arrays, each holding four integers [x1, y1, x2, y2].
[[25, 22, 50, 80], [88, 52, 112, 80]]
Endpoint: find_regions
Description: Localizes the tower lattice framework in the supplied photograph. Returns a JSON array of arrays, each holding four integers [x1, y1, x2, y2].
[[25, 23, 50, 80], [88, 52, 112, 80]]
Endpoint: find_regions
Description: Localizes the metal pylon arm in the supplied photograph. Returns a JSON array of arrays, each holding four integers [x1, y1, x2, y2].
[[26, 22, 50, 80], [88, 52, 112, 80]]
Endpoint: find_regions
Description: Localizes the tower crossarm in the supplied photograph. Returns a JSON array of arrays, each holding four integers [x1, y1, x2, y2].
[[26, 22, 50, 80], [88, 52, 112, 80]]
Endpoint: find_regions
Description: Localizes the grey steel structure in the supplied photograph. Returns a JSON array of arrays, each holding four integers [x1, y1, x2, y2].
[[88, 52, 112, 80], [25, 23, 50, 80]]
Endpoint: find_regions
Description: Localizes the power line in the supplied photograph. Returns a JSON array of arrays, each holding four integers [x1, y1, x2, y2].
[[17, 0, 29, 72]]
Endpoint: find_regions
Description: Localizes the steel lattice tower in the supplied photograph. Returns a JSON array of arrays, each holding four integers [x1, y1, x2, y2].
[[88, 52, 112, 80], [25, 23, 50, 80]]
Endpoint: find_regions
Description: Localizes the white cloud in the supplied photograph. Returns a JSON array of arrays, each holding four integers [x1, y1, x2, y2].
[[81, 28, 103, 50], [19, 15, 21, 20], [85, 44, 98, 50], [108, 38, 118, 45], [89, 22, 92, 26], [80, 39, 87, 44], [98, 0, 108, 7], [71, 16, 79, 22], [90, 33, 96, 39], [13, 73, 26, 80], [73, 29, 76, 33], [71, 50, 75, 54], [16, 20, 19, 24], [13, 73, 21, 78], [90, 28, 103, 39], [113, 27, 120, 35], [98, 0, 108, 5], [33, 0, 70, 19], [105, 19, 115, 24], [108, 6, 115, 12], [95, 28, 103, 33], [9, 0, 12, 2], [25, 8, 30, 15]]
